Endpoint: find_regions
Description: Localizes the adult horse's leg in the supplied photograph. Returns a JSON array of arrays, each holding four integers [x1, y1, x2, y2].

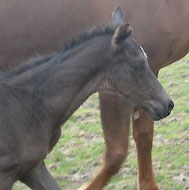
[[132, 71, 159, 190], [132, 110, 158, 190], [79, 93, 133, 190], [20, 161, 61, 190], [0, 172, 15, 190]]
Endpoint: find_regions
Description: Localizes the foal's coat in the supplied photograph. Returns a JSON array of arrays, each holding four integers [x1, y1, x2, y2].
[[0, 0, 188, 189]]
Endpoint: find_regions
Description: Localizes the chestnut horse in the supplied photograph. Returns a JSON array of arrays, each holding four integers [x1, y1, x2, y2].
[[0, 0, 188, 189]]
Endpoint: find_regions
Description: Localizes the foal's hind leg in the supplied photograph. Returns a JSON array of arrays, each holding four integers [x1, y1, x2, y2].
[[79, 93, 133, 190], [0, 172, 15, 190], [132, 110, 158, 190], [20, 161, 61, 190]]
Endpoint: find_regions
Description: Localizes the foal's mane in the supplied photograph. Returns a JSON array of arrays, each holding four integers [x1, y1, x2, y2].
[[1, 25, 115, 78], [62, 25, 115, 53]]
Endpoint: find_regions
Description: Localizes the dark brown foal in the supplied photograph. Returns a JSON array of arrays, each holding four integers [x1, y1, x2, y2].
[[0, 0, 188, 189], [0, 20, 173, 189]]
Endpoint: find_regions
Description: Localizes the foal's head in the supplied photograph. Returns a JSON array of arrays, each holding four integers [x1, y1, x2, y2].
[[101, 6, 174, 121]]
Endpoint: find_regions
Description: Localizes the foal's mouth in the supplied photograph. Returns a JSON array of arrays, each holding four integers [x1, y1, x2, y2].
[[148, 107, 172, 121]]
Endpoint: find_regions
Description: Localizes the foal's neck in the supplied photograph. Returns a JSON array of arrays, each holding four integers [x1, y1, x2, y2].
[[47, 36, 111, 123], [9, 34, 112, 124]]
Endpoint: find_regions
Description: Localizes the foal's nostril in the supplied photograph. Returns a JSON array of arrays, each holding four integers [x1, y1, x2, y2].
[[168, 100, 174, 113]]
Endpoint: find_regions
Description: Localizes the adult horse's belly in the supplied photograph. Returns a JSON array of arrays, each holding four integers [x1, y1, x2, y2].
[[0, 0, 116, 70], [0, 0, 188, 71]]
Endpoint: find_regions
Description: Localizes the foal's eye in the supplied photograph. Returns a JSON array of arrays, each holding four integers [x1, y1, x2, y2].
[[132, 60, 145, 72]]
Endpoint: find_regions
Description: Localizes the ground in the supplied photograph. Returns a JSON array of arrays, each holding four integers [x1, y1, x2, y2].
[[13, 55, 189, 190]]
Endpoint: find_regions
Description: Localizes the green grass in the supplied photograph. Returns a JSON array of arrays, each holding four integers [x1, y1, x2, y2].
[[13, 55, 189, 190]]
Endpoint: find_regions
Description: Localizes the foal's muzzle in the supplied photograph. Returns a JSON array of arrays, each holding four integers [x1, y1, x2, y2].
[[144, 99, 174, 121]]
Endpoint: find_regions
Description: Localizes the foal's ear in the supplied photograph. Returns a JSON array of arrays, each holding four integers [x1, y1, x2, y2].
[[112, 5, 124, 26], [112, 22, 133, 53]]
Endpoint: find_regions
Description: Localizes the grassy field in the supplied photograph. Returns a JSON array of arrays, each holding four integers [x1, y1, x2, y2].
[[14, 55, 189, 190]]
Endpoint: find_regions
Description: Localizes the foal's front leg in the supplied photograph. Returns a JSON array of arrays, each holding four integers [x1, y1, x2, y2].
[[132, 110, 158, 190], [20, 161, 61, 190], [78, 93, 133, 190]]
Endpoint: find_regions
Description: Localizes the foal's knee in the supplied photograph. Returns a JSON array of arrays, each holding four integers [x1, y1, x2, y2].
[[104, 151, 127, 175]]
